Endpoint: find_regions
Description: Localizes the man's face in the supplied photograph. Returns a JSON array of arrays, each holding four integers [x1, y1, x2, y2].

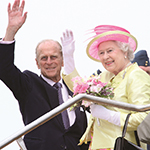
[[36, 40, 64, 82]]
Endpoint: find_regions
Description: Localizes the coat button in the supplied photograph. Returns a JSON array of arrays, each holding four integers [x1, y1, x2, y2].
[[60, 145, 67, 149]]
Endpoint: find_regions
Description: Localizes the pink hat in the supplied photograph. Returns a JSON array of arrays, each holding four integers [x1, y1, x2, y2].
[[86, 25, 138, 62]]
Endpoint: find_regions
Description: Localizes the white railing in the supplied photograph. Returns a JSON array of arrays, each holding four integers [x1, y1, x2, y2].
[[0, 94, 150, 149]]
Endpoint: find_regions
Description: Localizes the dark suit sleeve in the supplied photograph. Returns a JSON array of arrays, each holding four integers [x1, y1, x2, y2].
[[0, 42, 31, 99], [80, 142, 90, 150]]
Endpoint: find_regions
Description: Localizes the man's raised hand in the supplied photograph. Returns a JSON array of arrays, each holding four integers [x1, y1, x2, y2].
[[4, 0, 27, 41]]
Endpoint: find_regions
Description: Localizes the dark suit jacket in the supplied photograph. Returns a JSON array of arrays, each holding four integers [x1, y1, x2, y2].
[[0, 42, 88, 150]]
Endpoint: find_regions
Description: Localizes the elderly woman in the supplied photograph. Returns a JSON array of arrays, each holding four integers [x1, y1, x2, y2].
[[62, 25, 150, 150]]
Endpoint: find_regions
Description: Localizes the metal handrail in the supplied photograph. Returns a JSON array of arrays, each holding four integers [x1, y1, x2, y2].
[[0, 93, 150, 149], [16, 137, 27, 150]]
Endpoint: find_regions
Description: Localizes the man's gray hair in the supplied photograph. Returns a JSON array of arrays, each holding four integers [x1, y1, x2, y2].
[[35, 39, 62, 59]]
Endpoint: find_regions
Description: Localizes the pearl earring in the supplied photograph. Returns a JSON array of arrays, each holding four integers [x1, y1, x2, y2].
[[125, 56, 127, 59]]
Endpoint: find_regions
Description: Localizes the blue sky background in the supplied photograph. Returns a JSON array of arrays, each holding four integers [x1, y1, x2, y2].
[[0, 0, 150, 149]]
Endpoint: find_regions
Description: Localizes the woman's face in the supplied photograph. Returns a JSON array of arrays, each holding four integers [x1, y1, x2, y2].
[[98, 40, 128, 75]]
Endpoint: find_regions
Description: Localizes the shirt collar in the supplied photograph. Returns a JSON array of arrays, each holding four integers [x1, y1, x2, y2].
[[41, 74, 63, 86]]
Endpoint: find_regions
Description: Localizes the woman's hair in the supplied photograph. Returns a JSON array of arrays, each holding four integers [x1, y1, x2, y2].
[[115, 41, 134, 61]]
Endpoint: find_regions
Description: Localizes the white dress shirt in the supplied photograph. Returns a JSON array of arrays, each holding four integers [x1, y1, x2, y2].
[[41, 75, 76, 126]]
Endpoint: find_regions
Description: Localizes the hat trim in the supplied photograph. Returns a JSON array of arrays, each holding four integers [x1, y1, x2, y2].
[[86, 30, 138, 62]]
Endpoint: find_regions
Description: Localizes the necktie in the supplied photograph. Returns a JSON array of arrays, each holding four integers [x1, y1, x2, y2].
[[53, 82, 70, 129]]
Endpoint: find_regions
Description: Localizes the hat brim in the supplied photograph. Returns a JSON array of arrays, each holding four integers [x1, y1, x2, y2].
[[86, 30, 138, 62]]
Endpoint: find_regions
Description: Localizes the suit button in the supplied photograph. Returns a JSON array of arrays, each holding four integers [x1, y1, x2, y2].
[[60, 145, 67, 149]]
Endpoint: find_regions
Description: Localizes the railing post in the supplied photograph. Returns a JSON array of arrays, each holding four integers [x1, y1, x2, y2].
[[16, 137, 27, 150]]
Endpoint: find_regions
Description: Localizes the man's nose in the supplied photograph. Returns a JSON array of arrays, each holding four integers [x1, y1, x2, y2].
[[46, 57, 52, 64]]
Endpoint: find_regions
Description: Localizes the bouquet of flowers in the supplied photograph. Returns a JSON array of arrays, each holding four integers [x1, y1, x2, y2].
[[70, 75, 114, 111]]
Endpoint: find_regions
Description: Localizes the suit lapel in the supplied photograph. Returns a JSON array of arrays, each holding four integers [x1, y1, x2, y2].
[[63, 80, 73, 97], [40, 77, 75, 129], [40, 76, 64, 127], [75, 107, 81, 121]]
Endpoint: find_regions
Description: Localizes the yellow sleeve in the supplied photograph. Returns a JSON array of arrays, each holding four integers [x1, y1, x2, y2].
[[62, 68, 80, 92], [120, 69, 150, 130]]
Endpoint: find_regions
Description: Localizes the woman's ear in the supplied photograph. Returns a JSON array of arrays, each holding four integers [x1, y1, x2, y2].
[[124, 52, 128, 59]]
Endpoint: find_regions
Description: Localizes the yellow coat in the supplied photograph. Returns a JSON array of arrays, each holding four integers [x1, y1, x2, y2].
[[63, 63, 150, 150]]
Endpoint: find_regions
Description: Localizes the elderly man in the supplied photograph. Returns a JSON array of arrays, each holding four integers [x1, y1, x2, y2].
[[0, 0, 88, 150]]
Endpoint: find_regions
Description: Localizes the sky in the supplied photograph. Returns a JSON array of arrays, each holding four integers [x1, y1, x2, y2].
[[0, 0, 150, 149]]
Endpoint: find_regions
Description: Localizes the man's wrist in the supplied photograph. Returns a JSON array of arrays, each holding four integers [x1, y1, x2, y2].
[[0, 38, 14, 44], [4, 26, 16, 41]]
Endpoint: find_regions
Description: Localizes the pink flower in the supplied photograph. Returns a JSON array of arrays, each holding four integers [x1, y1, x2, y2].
[[90, 85, 103, 93], [70, 75, 114, 111], [73, 82, 89, 95], [80, 83, 89, 93], [73, 84, 82, 95]]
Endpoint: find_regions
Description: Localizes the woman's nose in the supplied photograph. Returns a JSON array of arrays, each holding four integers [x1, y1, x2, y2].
[[103, 52, 109, 59]]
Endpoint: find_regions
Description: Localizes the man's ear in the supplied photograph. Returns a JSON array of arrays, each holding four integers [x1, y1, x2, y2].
[[35, 58, 40, 69]]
